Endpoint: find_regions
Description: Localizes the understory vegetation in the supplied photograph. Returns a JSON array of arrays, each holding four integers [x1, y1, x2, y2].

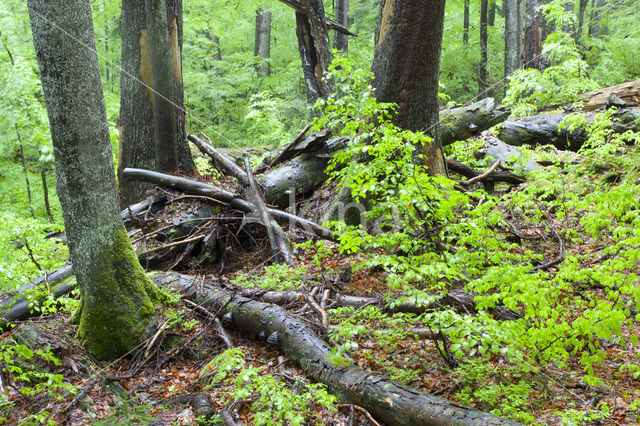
[[1, 0, 640, 424]]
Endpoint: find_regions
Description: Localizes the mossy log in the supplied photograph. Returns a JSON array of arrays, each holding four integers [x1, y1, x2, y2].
[[440, 98, 511, 146], [152, 271, 521, 426], [496, 107, 640, 150]]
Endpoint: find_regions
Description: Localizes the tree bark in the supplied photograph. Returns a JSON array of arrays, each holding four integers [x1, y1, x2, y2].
[[488, 0, 496, 26], [254, 7, 272, 76], [463, 0, 470, 45], [588, 0, 603, 37], [516, 0, 524, 69], [334, 0, 349, 53], [295, 0, 335, 106], [371, 0, 447, 175], [504, 0, 518, 78], [523, 0, 549, 70], [166, 0, 195, 174], [576, 0, 588, 43], [497, 107, 640, 150], [478, 0, 489, 97], [29, 0, 165, 360], [119, 0, 157, 206], [580, 79, 640, 111], [155, 272, 522, 426]]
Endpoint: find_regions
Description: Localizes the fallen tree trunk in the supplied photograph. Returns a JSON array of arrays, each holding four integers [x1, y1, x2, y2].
[[581, 79, 640, 111], [152, 271, 520, 426], [496, 107, 640, 150], [121, 168, 338, 241], [260, 99, 509, 207], [440, 98, 511, 146]]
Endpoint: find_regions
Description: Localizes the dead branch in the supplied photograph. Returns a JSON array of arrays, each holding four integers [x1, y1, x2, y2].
[[153, 272, 520, 426], [446, 158, 526, 186], [304, 294, 329, 327], [461, 159, 501, 186], [188, 133, 249, 186], [121, 168, 338, 241], [184, 299, 234, 348], [243, 154, 292, 264]]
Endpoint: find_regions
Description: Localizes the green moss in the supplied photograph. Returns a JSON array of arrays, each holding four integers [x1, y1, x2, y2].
[[75, 227, 166, 360]]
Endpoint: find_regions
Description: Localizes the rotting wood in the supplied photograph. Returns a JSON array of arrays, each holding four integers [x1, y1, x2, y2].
[[151, 271, 521, 426], [446, 158, 526, 187], [121, 168, 339, 241], [497, 107, 640, 150], [188, 133, 249, 186], [243, 153, 292, 264], [581, 79, 640, 111]]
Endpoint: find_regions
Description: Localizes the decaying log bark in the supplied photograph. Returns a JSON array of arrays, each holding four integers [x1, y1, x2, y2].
[[447, 158, 526, 187], [254, 127, 328, 174], [440, 98, 510, 147], [121, 168, 338, 241], [243, 154, 292, 264], [581, 79, 640, 111], [152, 271, 521, 426], [188, 134, 249, 186], [497, 107, 640, 150]]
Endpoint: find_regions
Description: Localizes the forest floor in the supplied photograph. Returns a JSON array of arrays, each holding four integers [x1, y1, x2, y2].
[[2, 160, 640, 425], [0, 139, 640, 425]]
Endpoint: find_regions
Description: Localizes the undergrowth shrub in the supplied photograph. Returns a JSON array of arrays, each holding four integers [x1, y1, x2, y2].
[[315, 59, 640, 422]]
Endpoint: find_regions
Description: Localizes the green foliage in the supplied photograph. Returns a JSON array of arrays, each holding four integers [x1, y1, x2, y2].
[[234, 366, 337, 425], [317, 61, 640, 422], [232, 263, 306, 291], [0, 342, 78, 423], [200, 347, 246, 389]]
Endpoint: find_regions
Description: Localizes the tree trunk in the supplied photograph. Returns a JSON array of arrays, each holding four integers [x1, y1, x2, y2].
[[497, 107, 640, 150], [254, 8, 272, 76], [576, 0, 588, 42], [334, 0, 349, 53], [295, 0, 335, 106], [463, 0, 470, 45], [504, 0, 518, 78], [488, 0, 496, 26], [523, 0, 547, 70], [28, 0, 164, 360], [371, 0, 447, 175], [516, 0, 524, 69], [119, 0, 157, 206], [166, 0, 195, 174], [156, 272, 521, 426], [479, 0, 489, 97], [204, 31, 222, 60], [588, 0, 603, 37]]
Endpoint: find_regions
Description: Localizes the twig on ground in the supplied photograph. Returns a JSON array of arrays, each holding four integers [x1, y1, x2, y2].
[[338, 404, 382, 426]]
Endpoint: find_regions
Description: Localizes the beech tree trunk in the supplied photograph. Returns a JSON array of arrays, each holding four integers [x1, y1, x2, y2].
[[29, 0, 164, 360], [119, 0, 194, 206], [118, 0, 156, 207], [479, 0, 489, 97], [295, 0, 335, 106], [166, 0, 194, 174], [504, 0, 518, 78], [334, 0, 349, 53], [497, 107, 640, 150], [371, 0, 447, 175], [255, 8, 272, 76], [463, 0, 470, 45]]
